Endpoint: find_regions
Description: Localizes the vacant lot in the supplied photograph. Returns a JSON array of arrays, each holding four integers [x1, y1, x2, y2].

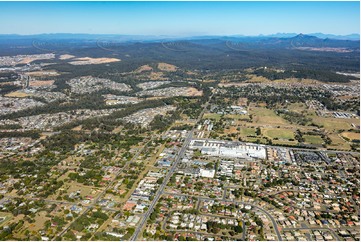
[[303, 135, 324, 145], [157, 62, 178, 72], [328, 134, 351, 150], [239, 127, 257, 137], [203, 113, 221, 122], [59, 54, 75, 60], [250, 107, 289, 125], [5, 91, 31, 98], [311, 116, 355, 130], [134, 64, 153, 73], [263, 128, 295, 140], [29, 80, 54, 87], [26, 70, 60, 76], [341, 132, 360, 141], [69, 57, 120, 65], [187, 87, 203, 96]]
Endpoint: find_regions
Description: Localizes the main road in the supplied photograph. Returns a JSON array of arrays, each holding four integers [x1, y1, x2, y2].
[[131, 94, 213, 240]]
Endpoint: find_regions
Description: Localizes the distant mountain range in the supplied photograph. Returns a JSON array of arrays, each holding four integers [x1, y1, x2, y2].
[[257, 33, 360, 40], [0, 32, 359, 41]]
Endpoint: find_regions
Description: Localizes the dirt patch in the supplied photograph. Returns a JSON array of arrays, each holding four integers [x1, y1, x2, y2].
[[157, 62, 178, 72], [29, 80, 54, 87], [59, 54, 75, 60], [72, 125, 82, 131], [187, 87, 203, 96], [149, 72, 166, 80], [134, 65, 153, 73], [69, 57, 121, 65], [25, 70, 60, 76], [5, 91, 31, 98], [341, 132, 360, 141]]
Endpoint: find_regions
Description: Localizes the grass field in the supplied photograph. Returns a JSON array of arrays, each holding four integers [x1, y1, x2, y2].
[[311, 116, 355, 130], [286, 102, 309, 113], [303, 135, 324, 145], [263, 128, 295, 140], [239, 127, 257, 136], [341, 132, 360, 141], [250, 107, 289, 125], [203, 113, 222, 122], [327, 134, 351, 150]]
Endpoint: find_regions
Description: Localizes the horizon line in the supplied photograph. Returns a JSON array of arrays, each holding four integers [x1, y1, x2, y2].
[[0, 32, 359, 37]]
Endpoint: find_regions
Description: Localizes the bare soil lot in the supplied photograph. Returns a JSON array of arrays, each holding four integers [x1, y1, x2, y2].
[[69, 57, 121, 65], [157, 62, 178, 72]]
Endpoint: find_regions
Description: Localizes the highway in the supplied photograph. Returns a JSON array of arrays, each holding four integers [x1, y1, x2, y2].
[[131, 128, 194, 240]]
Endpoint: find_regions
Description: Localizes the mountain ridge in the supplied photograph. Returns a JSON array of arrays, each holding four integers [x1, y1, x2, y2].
[[0, 33, 359, 41]]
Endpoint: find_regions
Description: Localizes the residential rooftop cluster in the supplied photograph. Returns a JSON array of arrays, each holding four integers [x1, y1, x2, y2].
[[66, 76, 132, 94], [136, 87, 202, 97], [103, 94, 142, 105], [0, 109, 118, 131], [136, 81, 171, 90], [0, 96, 44, 116], [122, 105, 176, 128]]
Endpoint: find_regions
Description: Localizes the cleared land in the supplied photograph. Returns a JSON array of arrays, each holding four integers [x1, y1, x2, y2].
[[134, 65, 153, 73], [26, 70, 60, 76], [341, 132, 360, 141], [157, 62, 178, 72], [29, 80, 55, 87], [5, 91, 31, 98], [59, 54, 76, 60], [69, 57, 121, 65], [187, 87, 203, 96]]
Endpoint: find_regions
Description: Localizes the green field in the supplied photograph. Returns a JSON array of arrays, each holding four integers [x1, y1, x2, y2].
[[239, 127, 257, 136], [203, 113, 221, 122], [303, 135, 324, 145], [311, 116, 355, 130], [263, 128, 295, 140], [250, 107, 289, 125]]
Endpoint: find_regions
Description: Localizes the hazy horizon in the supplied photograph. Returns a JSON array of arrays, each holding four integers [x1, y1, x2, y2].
[[0, 1, 359, 36]]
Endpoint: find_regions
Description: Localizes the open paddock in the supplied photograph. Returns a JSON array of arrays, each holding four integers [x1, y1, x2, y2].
[[341, 132, 360, 141], [303, 135, 324, 145], [263, 128, 295, 140]]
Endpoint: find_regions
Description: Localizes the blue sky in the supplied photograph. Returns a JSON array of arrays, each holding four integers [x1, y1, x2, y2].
[[0, 1, 359, 36]]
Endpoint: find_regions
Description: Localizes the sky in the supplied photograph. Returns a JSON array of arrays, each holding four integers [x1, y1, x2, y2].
[[0, 1, 359, 36]]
